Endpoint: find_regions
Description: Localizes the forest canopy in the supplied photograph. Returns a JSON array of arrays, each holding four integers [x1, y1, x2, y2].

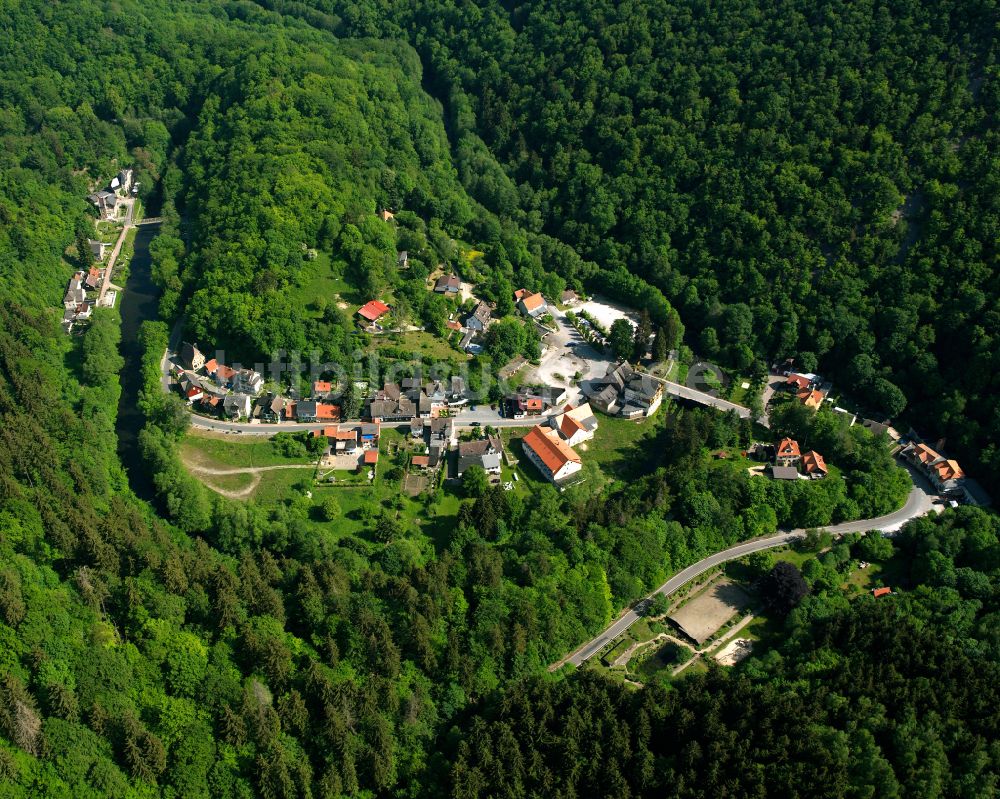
[[0, 0, 999, 797]]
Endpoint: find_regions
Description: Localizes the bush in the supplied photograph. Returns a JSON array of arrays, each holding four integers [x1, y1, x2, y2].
[[318, 495, 341, 521]]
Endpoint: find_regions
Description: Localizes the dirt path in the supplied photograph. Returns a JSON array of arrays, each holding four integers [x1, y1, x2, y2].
[[671, 613, 758, 676], [99, 199, 134, 306], [192, 471, 262, 500], [186, 463, 316, 476], [181, 453, 315, 500]]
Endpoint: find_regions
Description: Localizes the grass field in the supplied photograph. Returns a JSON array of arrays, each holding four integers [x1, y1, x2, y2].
[[287, 251, 356, 315], [374, 330, 467, 361], [181, 430, 316, 469], [578, 412, 664, 485]]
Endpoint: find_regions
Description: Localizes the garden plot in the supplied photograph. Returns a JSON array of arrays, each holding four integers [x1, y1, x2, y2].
[[668, 579, 752, 645]]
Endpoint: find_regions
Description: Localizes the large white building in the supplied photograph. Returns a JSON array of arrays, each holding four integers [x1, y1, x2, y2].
[[522, 425, 582, 484]]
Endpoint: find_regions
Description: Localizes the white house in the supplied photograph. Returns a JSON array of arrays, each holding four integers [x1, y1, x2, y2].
[[549, 403, 599, 447], [515, 289, 547, 318], [522, 425, 582, 484]]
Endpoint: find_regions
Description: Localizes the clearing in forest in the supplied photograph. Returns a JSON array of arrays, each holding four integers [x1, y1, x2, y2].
[[668, 579, 752, 645]]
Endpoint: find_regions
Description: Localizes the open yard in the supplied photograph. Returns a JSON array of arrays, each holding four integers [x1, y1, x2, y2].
[[668, 578, 753, 645], [180, 429, 318, 501], [182, 429, 316, 469], [579, 413, 664, 485], [287, 251, 356, 315], [373, 329, 467, 362]]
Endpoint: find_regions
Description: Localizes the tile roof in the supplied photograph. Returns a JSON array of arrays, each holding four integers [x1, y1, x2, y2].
[[559, 413, 586, 439], [315, 403, 339, 420], [523, 425, 580, 474], [802, 450, 828, 474], [912, 443, 941, 464], [776, 438, 801, 459], [435, 274, 460, 291], [519, 292, 546, 311], [358, 300, 390, 321], [933, 458, 963, 481], [797, 388, 825, 408]]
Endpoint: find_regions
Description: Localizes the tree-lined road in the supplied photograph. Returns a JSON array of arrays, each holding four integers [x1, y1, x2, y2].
[[552, 471, 935, 669]]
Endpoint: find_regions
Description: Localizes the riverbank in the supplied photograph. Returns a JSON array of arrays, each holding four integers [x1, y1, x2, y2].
[[115, 221, 162, 501]]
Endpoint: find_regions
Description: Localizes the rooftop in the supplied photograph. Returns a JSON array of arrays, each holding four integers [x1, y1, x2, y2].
[[523, 425, 580, 474], [358, 300, 390, 321]]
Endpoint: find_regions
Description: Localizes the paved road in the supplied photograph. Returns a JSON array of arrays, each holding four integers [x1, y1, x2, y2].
[[555, 471, 935, 669], [162, 311, 548, 436], [643, 372, 752, 419], [184, 412, 546, 436]]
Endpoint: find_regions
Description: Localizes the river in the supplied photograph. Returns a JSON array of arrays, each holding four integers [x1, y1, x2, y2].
[[115, 221, 162, 501]]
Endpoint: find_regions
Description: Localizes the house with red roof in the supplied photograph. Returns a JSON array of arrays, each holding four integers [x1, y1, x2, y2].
[[357, 300, 390, 325], [522, 425, 582, 484], [775, 438, 801, 467], [902, 441, 968, 495], [549, 403, 599, 447], [785, 374, 812, 392], [797, 388, 825, 409], [516, 290, 548, 318], [802, 450, 828, 478]]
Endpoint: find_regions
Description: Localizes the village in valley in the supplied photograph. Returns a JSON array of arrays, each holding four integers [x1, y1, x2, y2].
[[58, 163, 994, 691], [61, 167, 141, 334], [158, 204, 992, 684], [163, 207, 992, 514]]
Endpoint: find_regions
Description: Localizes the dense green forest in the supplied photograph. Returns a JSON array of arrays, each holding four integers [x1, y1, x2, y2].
[[1, 0, 999, 797], [260, 0, 1000, 492], [441, 508, 1000, 798]]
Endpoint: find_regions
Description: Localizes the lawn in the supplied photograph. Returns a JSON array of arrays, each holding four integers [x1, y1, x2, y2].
[[727, 376, 754, 406], [577, 413, 664, 484], [842, 556, 905, 595], [499, 433, 556, 497], [374, 330, 467, 362], [181, 430, 317, 469], [287, 251, 356, 315], [250, 468, 314, 507]]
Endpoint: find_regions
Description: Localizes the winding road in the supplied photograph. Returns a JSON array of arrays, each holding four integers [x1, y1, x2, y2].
[[552, 468, 936, 670]]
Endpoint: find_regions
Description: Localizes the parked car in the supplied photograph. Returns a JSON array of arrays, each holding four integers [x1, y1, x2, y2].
[[470, 421, 481, 427]]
